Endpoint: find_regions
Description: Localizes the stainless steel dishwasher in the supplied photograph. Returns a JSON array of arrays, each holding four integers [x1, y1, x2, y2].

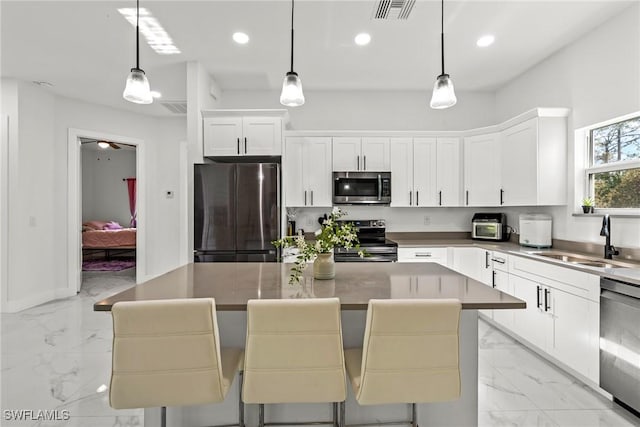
[[600, 277, 640, 415]]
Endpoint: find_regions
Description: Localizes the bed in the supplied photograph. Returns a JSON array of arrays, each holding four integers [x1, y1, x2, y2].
[[82, 221, 136, 260]]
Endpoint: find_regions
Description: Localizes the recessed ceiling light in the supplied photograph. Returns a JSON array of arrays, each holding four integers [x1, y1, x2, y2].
[[354, 33, 371, 46], [233, 32, 250, 45], [476, 35, 495, 48], [118, 7, 181, 55], [150, 90, 162, 99]]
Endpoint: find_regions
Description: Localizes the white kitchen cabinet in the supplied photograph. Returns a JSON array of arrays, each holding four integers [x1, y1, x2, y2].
[[511, 274, 550, 350], [500, 117, 567, 206], [491, 269, 514, 329], [451, 247, 492, 286], [284, 137, 332, 207], [397, 247, 448, 266], [203, 112, 283, 157], [390, 137, 460, 207], [463, 133, 501, 206], [436, 137, 462, 206], [332, 137, 390, 171]]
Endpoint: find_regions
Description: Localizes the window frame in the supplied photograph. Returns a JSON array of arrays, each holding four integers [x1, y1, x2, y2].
[[583, 114, 640, 213]]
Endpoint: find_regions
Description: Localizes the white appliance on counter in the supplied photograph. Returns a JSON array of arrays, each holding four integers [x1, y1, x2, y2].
[[519, 213, 552, 248]]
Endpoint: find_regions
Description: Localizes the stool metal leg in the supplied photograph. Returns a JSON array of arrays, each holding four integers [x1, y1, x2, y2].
[[333, 402, 338, 427], [411, 403, 417, 427], [161, 406, 167, 427], [259, 403, 265, 427], [340, 401, 345, 427], [239, 372, 245, 427]]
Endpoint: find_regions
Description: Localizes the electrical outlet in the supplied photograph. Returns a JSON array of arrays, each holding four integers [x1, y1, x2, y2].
[[423, 216, 430, 225]]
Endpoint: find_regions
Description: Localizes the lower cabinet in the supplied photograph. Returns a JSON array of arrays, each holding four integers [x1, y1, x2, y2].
[[510, 272, 599, 383], [397, 247, 448, 266], [491, 269, 514, 330], [451, 247, 492, 285]]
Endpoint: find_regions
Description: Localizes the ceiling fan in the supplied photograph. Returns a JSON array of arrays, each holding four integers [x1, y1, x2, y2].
[[79, 137, 133, 150], [97, 140, 122, 150]]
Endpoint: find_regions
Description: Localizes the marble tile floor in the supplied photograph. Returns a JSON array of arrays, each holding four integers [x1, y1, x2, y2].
[[1, 271, 639, 427]]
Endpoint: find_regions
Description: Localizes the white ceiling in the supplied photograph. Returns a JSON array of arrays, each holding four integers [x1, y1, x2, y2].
[[1, 1, 635, 117]]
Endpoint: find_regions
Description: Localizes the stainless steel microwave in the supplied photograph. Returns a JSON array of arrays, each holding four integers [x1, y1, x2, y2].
[[332, 172, 391, 205]]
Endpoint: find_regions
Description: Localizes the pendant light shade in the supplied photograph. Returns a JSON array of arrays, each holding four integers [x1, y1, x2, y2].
[[280, 0, 304, 107], [280, 71, 305, 107], [123, 68, 152, 104], [430, 74, 456, 109], [430, 0, 456, 109], [123, 0, 152, 104]]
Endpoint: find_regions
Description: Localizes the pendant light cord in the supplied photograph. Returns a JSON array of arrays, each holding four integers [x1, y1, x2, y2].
[[136, 0, 140, 70], [290, 0, 295, 73], [440, 0, 445, 76]]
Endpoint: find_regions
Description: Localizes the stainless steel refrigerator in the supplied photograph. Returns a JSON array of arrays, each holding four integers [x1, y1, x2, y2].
[[194, 162, 280, 262]]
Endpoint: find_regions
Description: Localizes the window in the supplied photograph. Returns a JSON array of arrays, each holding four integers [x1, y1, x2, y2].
[[586, 116, 640, 209]]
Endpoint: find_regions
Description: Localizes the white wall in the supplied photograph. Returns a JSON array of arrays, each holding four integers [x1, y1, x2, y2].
[[220, 90, 497, 131], [0, 78, 186, 312], [81, 147, 136, 226], [495, 3, 640, 248]]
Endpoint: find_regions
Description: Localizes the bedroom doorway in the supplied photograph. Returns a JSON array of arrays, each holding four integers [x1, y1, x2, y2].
[[68, 129, 146, 293]]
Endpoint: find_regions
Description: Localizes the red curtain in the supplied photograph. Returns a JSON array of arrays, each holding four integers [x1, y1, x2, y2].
[[125, 178, 137, 227]]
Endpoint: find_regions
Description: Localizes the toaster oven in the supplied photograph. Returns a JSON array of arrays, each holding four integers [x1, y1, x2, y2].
[[471, 213, 509, 241]]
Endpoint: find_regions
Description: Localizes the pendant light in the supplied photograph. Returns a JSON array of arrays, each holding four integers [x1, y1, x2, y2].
[[280, 0, 305, 107], [123, 0, 152, 104], [430, 0, 457, 109]]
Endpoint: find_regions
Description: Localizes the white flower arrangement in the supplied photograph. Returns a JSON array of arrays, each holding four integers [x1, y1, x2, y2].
[[273, 207, 365, 283]]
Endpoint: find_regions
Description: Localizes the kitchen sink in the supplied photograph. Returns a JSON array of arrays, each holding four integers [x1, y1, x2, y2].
[[527, 251, 638, 269]]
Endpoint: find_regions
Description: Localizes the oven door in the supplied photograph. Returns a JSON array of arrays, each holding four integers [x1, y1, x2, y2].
[[334, 246, 397, 262], [472, 221, 501, 240], [333, 172, 391, 205]]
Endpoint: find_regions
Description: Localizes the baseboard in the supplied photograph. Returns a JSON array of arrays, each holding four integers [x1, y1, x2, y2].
[[0, 287, 77, 313]]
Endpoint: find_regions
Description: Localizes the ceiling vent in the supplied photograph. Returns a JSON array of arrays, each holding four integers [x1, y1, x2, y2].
[[159, 100, 188, 115], [372, 0, 416, 20]]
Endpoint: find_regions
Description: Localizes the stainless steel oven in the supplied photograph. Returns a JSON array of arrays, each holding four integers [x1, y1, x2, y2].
[[332, 172, 391, 205], [600, 277, 640, 415], [334, 219, 397, 262]]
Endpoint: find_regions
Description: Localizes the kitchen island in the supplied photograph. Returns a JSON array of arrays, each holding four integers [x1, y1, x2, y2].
[[95, 262, 525, 427]]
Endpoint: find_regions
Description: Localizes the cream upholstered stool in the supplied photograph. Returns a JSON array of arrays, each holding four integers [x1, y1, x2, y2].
[[242, 298, 347, 427], [343, 299, 462, 427], [109, 298, 245, 427]]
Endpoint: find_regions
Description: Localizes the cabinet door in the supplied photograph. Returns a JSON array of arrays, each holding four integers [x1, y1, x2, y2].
[[361, 137, 390, 171], [511, 275, 549, 351], [549, 288, 599, 382], [243, 117, 282, 155], [203, 117, 243, 156], [500, 118, 537, 205], [451, 247, 482, 283], [413, 138, 437, 207], [284, 138, 307, 207], [463, 133, 501, 206], [492, 269, 514, 329], [332, 137, 361, 171], [305, 138, 333, 207], [437, 137, 461, 206], [390, 138, 413, 207]]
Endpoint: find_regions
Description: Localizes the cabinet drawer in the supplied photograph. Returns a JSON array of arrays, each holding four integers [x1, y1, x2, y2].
[[398, 247, 447, 264], [509, 255, 600, 301]]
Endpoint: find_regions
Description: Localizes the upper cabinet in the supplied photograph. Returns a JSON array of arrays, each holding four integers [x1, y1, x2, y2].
[[333, 137, 390, 171], [202, 110, 287, 157], [463, 133, 501, 206], [391, 137, 460, 207], [284, 137, 332, 207], [500, 116, 567, 206]]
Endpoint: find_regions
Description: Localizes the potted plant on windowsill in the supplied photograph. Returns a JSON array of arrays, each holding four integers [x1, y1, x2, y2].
[[273, 207, 364, 283], [581, 197, 594, 213]]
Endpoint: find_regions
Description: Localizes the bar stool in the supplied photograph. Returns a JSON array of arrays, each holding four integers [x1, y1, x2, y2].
[[343, 299, 462, 426], [109, 298, 245, 427], [242, 298, 346, 427]]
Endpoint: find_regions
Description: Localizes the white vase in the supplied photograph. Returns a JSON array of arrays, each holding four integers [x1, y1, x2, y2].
[[313, 253, 335, 280]]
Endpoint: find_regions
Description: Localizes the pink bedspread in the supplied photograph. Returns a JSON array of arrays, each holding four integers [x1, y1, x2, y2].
[[82, 228, 136, 248]]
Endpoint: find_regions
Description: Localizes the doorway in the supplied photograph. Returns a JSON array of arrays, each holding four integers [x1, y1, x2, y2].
[[67, 129, 146, 293]]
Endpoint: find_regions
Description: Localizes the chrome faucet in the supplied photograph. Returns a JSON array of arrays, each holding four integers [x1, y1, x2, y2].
[[599, 214, 619, 260]]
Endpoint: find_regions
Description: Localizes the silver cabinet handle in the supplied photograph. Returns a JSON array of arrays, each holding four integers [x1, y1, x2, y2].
[[304, 190, 307, 206], [311, 190, 314, 206], [415, 253, 432, 257], [409, 191, 412, 206], [364, 155, 367, 170], [377, 174, 382, 201], [357, 155, 360, 170]]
